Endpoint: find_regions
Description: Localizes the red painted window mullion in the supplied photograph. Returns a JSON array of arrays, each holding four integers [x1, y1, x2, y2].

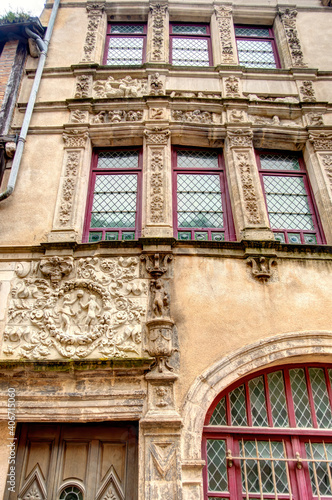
[[284, 368, 297, 428], [226, 393, 232, 426], [324, 367, 332, 415], [264, 372, 274, 427], [245, 381, 252, 427], [305, 366, 318, 429]]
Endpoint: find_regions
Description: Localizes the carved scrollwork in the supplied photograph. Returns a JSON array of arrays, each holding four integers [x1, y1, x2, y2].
[[214, 6, 236, 64], [150, 2, 167, 62], [279, 9, 307, 68], [246, 256, 277, 282], [320, 154, 332, 191], [235, 152, 262, 225], [82, 2, 105, 62], [57, 152, 80, 226], [144, 127, 170, 145]]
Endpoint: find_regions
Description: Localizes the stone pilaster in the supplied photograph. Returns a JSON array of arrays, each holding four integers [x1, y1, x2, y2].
[[80, 2, 106, 64], [212, 5, 237, 66], [147, 1, 169, 64], [47, 128, 90, 242], [225, 129, 274, 241], [143, 128, 173, 237], [278, 8, 307, 68]]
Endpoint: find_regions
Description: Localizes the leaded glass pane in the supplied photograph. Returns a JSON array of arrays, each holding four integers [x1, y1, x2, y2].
[[267, 371, 289, 428], [177, 150, 219, 169], [274, 232, 286, 243], [260, 154, 301, 171], [288, 233, 301, 244], [230, 385, 247, 426], [177, 174, 223, 228], [263, 176, 314, 230], [91, 174, 137, 228], [305, 442, 332, 496], [178, 231, 191, 240], [172, 38, 210, 66], [212, 232, 225, 242], [59, 486, 83, 500], [235, 27, 270, 38], [304, 234, 317, 244], [240, 440, 289, 495], [97, 151, 139, 169], [111, 25, 144, 34], [289, 368, 312, 428], [107, 37, 143, 65], [207, 439, 228, 492], [172, 25, 207, 35], [249, 376, 269, 427], [236, 39, 276, 69], [309, 368, 332, 428], [89, 231, 102, 242], [210, 397, 227, 426]]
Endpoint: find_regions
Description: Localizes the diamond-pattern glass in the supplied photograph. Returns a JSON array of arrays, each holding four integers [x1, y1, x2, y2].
[[230, 385, 247, 426], [260, 154, 301, 171], [207, 439, 228, 492], [305, 442, 332, 496], [240, 440, 289, 494], [98, 151, 139, 169], [177, 151, 219, 169], [111, 25, 144, 34], [210, 397, 227, 426], [249, 376, 269, 427], [309, 368, 332, 429], [107, 37, 143, 65], [267, 371, 289, 428], [263, 176, 314, 230], [91, 174, 137, 228], [172, 38, 210, 66], [289, 368, 313, 428], [172, 25, 207, 35], [235, 27, 270, 38], [236, 39, 276, 68], [177, 174, 223, 228]]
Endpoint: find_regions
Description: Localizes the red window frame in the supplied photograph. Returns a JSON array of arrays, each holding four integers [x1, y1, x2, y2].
[[169, 23, 213, 66], [203, 364, 332, 500], [256, 151, 325, 245], [172, 147, 235, 242], [234, 25, 281, 69], [83, 148, 142, 243], [103, 23, 147, 65]]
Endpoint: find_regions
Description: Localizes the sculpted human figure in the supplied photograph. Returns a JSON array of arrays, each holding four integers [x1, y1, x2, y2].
[[59, 293, 77, 332], [80, 294, 101, 330], [151, 279, 169, 317]]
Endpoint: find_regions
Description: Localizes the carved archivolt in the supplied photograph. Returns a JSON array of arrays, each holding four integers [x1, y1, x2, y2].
[[93, 76, 148, 98], [92, 110, 143, 124], [63, 129, 89, 148], [235, 152, 262, 225], [75, 75, 91, 98], [309, 132, 332, 151], [150, 3, 168, 62], [149, 149, 165, 223], [3, 257, 147, 360], [214, 6, 236, 64], [227, 129, 253, 149], [82, 2, 105, 62], [279, 9, 307, 68], [57, 152, 80, 226], [144, 127, 170, 145]]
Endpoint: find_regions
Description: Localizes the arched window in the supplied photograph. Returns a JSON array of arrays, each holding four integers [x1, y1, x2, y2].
[[203, 365, 332, 499]]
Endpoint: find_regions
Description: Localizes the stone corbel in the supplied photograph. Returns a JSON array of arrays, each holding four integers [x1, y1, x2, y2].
[[81, 2, 106, 64], [246, 255, 277, 282], [141, 253, 172, 277], [278, 9, 307, 68]]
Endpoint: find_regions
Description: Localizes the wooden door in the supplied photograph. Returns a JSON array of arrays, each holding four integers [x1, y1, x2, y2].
[[7, 422, 138, 500]]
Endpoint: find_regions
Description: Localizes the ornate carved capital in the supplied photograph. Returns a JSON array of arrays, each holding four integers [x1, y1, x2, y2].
[[141, 253, 172, 277], [144, 127, 170, 145], [247, 256, 277, 282], [227, 129, 253, 149], [86, 2, 105, 14], [40, 257, 74, 287], [150, 2, 168, 62], [214, 5, 236, 64], [63, 129, 89, 148], [309, 132, 332, 151], [279, 8, 307, 68]]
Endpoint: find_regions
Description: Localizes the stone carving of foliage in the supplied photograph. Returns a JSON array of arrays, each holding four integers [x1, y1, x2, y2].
[[279, 9, 307, 68], [92, 110, 143, 124], [82, 2, 105, 62], [71, 109, 88, 123], [3, 257, 147, 360], [214, 6, 235, 64], [309, 133, 332, 151], [150, 3, 167, 61], [225, 76, 240, 97], [75, 75, 91, 98], [63, 129, 89, 148], [235, 152, 262, 225], [58, 152, 80, 226], [144, 128, 170, 145], [227, 129, 253, 149], [299, 81, 316, 102], [150, 150, 165, 223], [320, 154, 332, 191], [171, 109, 212, 123], [247, 256, 277, 282], [93, 76, 148, 98]]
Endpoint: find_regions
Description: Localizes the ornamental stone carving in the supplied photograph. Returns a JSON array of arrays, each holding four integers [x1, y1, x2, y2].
[[63, 129, 89, 148], [235, 152, 262, 225], [170, 90, 221, 99], [171, 109, 213, 124], [3, 257, 147, 360], [75, 75, 91, 98], [299, 81, 316, 102], [250, 115, 302, 128], [227, 129, 253, 149], [228, 110, 246, 123], [141, 253, 172, 277], [92, 110, 143, 123], [144, 127, 170, 145], [214, 6, 236, 64], [307, 113, 324, 126], [149, 72, 165, 95], [224, 76, 241, 98], [82, 2, 105, 62], [70, 109, 88, 123], [309, 132, 332, 151], [247, 94, 299, 104], [320, 154, 332, 191], [93, 76, 148, 98], [150, 149, 165, 223], [57, 152, 80, 226], [150, 3, 168, 62], [279, 9, 307, 68], [246, 256, 277, 282]]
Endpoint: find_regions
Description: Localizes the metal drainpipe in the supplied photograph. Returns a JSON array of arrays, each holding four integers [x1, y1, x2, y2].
[[0, 0, 61, 202]]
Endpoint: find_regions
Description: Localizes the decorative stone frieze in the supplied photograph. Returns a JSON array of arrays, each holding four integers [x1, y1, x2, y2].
[[70, 109, 89, 123], [93, 76, 148, 98], [171, 109, 213, 124], [235, 152, 262, 225], [81, 2, 105, 63], [62, 129, 89, 148], [279, 9, 307, 68], [149, 72, 165, 95], [250, 114, 302, 127], [227, 129, 253, 149], [149, 2, 168, 62], [144, 127, 170, 145], [224, 76, 241, 98], [214, 6, 236, 64], [299, 81, 316, 102], [3, 257, 147, 360], [309, 132, 332, 151], [92, 109, 143, 123], [247, 94, 299, 104], [246, 255, 277, 282], [75, 74, 92, 98], [170, 90, 221, 99]]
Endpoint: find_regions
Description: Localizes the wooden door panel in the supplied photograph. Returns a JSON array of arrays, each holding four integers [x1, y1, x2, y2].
[[62, 441, 89, 482], [25, 440, 53, 481]]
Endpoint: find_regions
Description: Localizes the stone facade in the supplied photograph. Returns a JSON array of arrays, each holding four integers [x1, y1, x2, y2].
[[0, 0, 332, 499]]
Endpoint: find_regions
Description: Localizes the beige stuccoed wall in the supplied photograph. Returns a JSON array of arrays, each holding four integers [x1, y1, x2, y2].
[[297, 10, 332, 71], [171, 254, 332, 405]]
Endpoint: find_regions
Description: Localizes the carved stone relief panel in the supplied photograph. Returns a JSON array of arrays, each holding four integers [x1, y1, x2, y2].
[[2, 257, 148, 360], [224, 76, 241, 98], [75, 74, 92, 98], [278, 9, 307, 68], [149, 72, 165, 95], [306, 113, 324, 127], [93, 76, 148, 98], [299, 81, 316, 102], [234, 152, 263, 225], [246, 94, 299, 104], [70, 109, 89, 124], [246, 255, 278, 282], [227, 129, 253, 149], [228, 109, 247, 123], [171, 109, 221, 124], [149, 2, 168, 63], [309, 132, 332, 151], [91, 109, 143, 124], [54, 150, 81, 228], [249, 114, 302, 128], [81, 2, 105, 63], [319, 154, 332, 194], [214, 6, 236, 64], [63, 129, 89, 149]]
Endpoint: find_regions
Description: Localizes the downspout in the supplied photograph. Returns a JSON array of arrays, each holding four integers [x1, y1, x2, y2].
[[0, 0, 61, 202]]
